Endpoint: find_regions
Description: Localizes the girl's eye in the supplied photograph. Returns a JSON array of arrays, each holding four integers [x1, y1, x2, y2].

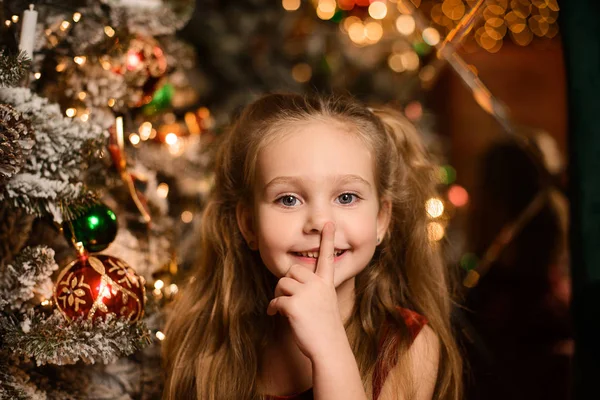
[[337, 193, 358, 205], [277, 195, 300, 207]]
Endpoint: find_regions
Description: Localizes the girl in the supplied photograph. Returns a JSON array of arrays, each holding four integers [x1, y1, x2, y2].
[[163, 93, 462, 400]]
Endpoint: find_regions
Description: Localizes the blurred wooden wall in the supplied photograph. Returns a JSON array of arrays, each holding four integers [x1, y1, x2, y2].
[[432, 39, 567, 194]]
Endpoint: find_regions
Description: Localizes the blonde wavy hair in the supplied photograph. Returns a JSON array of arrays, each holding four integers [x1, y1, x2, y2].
[[162, 93, 462, 400]]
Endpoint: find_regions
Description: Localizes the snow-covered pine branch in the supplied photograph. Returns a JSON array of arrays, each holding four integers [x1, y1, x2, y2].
[[0, 309, 151, 366], [0, 246, 59, 312], [0, 88, 107, 221]]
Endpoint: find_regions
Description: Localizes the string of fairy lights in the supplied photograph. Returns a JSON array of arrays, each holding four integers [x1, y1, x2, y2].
[[284, 0, 559, 52]]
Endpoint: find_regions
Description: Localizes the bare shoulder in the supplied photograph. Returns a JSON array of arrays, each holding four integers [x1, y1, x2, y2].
[[377, 325, 440, 400]]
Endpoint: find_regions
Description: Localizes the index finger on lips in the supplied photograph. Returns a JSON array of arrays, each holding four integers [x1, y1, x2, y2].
[[315, 221, 335, 281]]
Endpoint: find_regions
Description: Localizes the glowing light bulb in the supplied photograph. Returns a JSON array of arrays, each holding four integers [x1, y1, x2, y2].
[[181, 211, 194, 223], [425, 198, 444, 218], [368, 1, 387, 20], [165, 132, 178, 145], [282, 0, 301, 11], [104, 26, 115, 37], [126, 50, 142, 70], [396, 14, 416, 35], [157, 183, 169, 198], [427, 222, 445, 242], [129, 133, 141, 145]]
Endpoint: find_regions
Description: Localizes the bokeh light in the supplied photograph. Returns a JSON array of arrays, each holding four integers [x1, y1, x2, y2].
[[427, 222, 445, 242], [426, 197, 445, 218], [448, 185, 469, 207]]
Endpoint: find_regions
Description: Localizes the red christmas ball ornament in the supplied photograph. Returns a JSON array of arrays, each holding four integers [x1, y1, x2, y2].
[[53, 255, 146, 322]]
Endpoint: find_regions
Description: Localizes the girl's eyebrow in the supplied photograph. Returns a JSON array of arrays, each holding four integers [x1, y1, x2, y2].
[[263, 174, 372, 193]]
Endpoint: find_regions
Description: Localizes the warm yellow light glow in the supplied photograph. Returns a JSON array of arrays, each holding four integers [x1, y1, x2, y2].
[[181, 211, 194, 223], [442, 0, 465, 21], [154, 279, 165, 290], [108, 98, 116, 107], [419, 64, 436, 83], [139, 122, 153, 140], [388, 53, 405, 72], [401, 51, 420, 71], [426, 197, 444, 218], [427, 222, 445, 242], [291, 63, 312, 83], [4, 20, 11, 27], [55, 63, 66, 72], [77, 91, 87, 100], [348, 22, 366, 44], [156, 331, 166, 341], [422, 27, 441, 46], [41, 299, 50, 306], [157, 183, 169, 198], [165, 132, 178, 145], [60, 21, 71, 31], [365, 21, 383, 42], [282, 0, 301, 11], [343, 16, 361, 33], [129, 133, 141, 145], [11, 15, 19, 23], [316, 8, 335, 20], [169, 284, 179, 295], [396, 14, 416, 35], [34, 72, 41, 79], [80, 113, 89, 122], [74, 56, 87, 65], [73, 12, 82, 22], [65, 108, 76, 118], [368, 1, 388, 20], [198, 107, 210, 119], [104, 26, 115, 37]]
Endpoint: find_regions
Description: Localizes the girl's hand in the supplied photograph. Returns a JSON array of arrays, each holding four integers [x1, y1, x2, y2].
[[267, 222, 347, 361]]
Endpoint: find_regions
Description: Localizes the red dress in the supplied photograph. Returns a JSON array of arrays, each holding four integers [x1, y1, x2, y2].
[[266, 307, 428, 400]]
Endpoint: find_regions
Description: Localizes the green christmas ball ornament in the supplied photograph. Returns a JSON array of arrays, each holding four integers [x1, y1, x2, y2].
[[63, 203, 118, 252]]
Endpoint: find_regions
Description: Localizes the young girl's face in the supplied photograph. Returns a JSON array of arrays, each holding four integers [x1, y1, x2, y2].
[[240, 120, 391, 290]]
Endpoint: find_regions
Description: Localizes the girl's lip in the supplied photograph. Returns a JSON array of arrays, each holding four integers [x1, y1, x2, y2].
[[290, 249, 348, 263]]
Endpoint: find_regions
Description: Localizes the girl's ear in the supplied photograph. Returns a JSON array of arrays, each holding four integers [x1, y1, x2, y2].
[[376, 196, 392, 244], [236, 202, 257, 250]]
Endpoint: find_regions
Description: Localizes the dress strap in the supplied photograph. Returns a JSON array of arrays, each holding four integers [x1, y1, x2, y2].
[[371, 307, 428, 400]]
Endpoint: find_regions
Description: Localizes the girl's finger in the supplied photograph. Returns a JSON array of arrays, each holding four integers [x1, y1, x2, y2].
[[315, 222, 335, 282], [274, 277, 302, 298], [285, 264, 316, 283], [267, 296, 294, 317]]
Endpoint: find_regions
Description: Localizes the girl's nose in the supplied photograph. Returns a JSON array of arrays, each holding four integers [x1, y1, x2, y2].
[[303, 204, 335, 234]]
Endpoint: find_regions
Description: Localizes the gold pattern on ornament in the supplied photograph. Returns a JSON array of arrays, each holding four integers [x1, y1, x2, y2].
[[58, 272, 90, 312], [108, 258, 140, 289], [87, 272, 143, 321], [88, 256, 106, 274]]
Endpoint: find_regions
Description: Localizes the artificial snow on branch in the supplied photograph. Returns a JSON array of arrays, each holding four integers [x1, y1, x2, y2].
[[1, 173, 98, 221], [0, 246, 58, 312], [1, 309, 151, 366], [0, 88, 107, 221]]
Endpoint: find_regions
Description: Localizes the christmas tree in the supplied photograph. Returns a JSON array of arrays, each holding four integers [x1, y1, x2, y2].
[[0, 0, 559, 398]]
